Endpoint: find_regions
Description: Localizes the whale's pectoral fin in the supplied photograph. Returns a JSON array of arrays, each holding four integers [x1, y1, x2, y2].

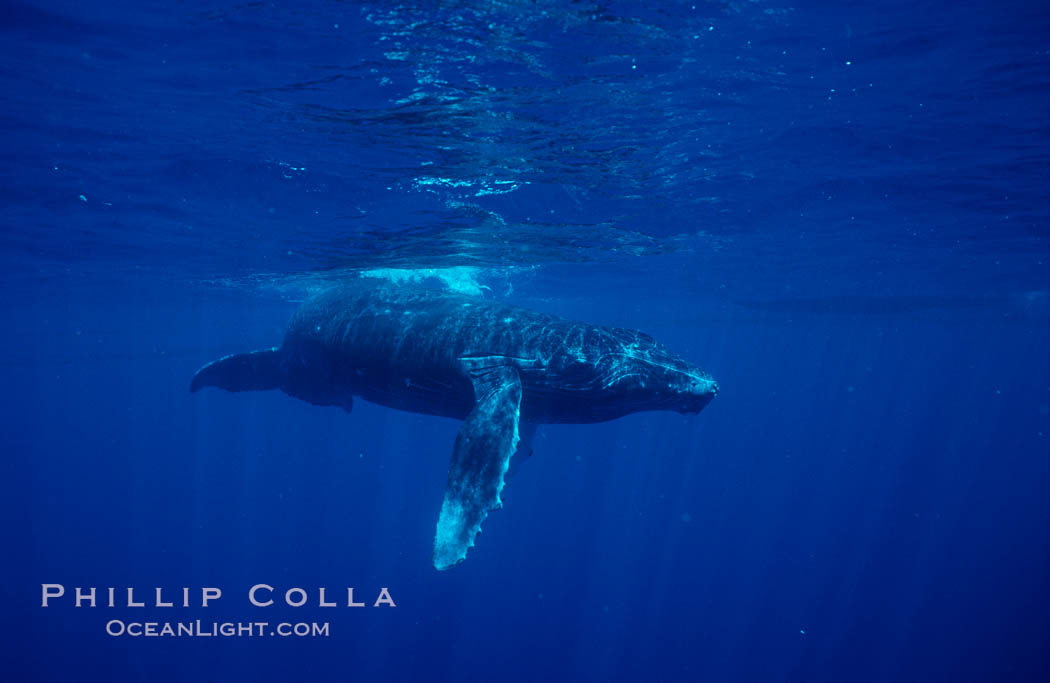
[[433, 363, 522, 570], [505, 421, 537, 484], [190, 348, 282, 393]]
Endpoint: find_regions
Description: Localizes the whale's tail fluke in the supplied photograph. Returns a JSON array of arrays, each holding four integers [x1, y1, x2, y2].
[[190, 348, 283, 393]]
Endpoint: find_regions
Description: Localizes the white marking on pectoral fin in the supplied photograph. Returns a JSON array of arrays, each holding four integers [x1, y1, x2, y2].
[[433, 498, 470, 570], [433, 364, 522, 570]]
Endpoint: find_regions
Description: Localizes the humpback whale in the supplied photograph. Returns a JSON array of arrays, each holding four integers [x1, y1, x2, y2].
[[191, 283, 717, 569]]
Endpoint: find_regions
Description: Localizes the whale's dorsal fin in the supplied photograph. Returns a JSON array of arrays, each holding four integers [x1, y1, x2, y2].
[[433, 361, 522, 570]]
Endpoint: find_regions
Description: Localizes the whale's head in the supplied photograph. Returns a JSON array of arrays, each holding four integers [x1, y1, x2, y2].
[[663, 365, 719, 415], [591, 339, 718, 417], [617, 357, 717, 415]]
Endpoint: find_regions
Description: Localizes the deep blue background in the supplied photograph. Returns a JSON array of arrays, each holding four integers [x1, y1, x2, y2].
[[2, 1, 1048, 681]]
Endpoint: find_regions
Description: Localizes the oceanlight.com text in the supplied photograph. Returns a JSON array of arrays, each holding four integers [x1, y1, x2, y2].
[[104, 620, 330, 638]]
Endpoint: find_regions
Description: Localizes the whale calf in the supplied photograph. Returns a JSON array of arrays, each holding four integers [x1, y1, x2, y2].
[[191, 283, 717, 569]]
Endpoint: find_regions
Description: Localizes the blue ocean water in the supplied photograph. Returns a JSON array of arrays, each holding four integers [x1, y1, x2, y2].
[[3, 0, 1048, 680]]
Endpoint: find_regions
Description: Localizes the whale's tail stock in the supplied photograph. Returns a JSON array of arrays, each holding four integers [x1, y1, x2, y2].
[[190, 348, 283, 393]]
